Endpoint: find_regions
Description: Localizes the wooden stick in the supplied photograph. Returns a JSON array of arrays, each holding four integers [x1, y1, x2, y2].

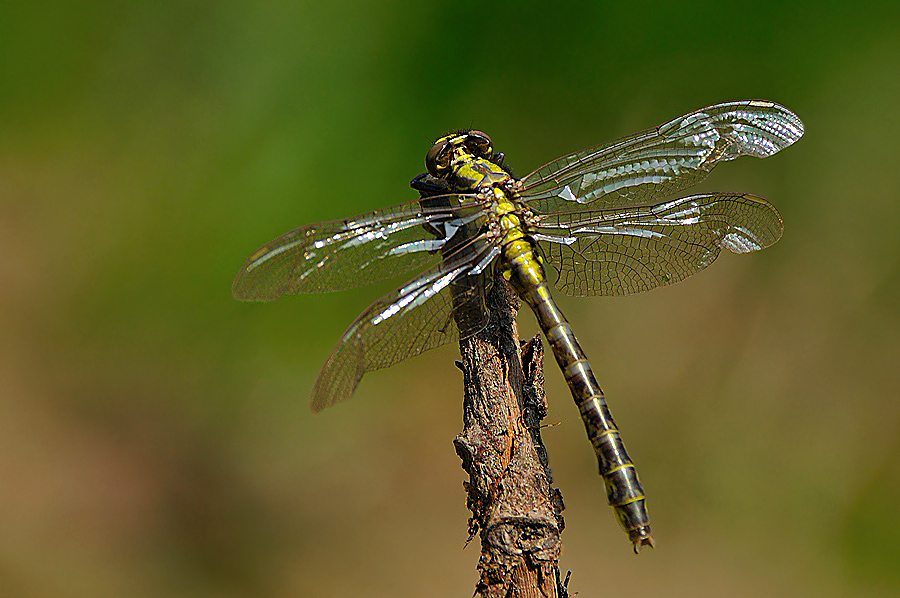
[[453, 280, 568, 598]]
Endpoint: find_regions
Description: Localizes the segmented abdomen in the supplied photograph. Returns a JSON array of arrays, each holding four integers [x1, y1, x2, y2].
[[518, 278, 654, 552]]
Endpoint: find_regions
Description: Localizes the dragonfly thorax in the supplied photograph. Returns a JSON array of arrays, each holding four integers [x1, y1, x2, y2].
[[451, 156, 511, 192]]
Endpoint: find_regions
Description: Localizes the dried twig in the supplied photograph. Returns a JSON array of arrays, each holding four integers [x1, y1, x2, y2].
[[453, 281, 567, 598]]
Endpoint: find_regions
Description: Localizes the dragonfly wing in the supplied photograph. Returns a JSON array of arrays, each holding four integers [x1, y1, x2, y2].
[[310, 236, 499, 412], [519, 100, 803, 214], [532, 193, 783, 297], [233, 194, 485, 300]]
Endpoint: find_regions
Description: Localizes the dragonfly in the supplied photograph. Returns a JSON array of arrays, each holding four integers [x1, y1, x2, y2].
[[232, 100, 804, 552]]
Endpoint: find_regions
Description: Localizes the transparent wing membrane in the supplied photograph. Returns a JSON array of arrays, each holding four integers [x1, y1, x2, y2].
[[533, 193, 783, 296], [233, 195, 485, 300], [233, 100, 801, 414], [520, 101, 803, 214], [310, 237, 497, 411]]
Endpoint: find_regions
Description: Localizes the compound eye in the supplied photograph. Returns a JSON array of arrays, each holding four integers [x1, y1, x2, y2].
[[426, 138, 452, 176], [465, 131, 493, 158]]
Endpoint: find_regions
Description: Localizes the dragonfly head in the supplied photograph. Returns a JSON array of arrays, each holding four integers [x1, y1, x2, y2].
[[426, 130, 493, 176], [425, 130, 510, 191]]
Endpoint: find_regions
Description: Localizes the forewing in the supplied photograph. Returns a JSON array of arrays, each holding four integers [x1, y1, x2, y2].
[[532, 193, 783, 296], [232, 194, 484, 300], [519, 100, 803, 214], [309, 236, 499, 412]]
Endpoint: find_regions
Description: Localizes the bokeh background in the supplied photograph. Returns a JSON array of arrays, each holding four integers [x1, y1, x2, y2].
[[3, 1, 899, 596]]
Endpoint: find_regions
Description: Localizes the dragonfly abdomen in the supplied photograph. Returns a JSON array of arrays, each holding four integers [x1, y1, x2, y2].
[[509, 246, 654, 551]]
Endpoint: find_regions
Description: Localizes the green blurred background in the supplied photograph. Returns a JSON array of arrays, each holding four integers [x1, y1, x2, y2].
[[2, 1, 899, 596]]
